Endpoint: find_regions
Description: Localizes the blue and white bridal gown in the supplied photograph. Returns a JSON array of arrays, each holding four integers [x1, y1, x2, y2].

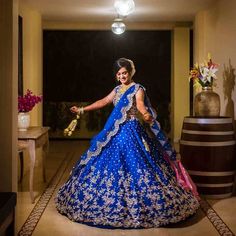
[[55, 83, 200, 228]]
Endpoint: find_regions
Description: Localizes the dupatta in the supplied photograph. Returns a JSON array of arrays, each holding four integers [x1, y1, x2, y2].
[[79, 84, 140, 166], [143, 86, 199, 199]]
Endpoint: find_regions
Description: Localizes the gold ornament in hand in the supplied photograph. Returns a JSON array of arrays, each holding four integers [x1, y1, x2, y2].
[[64, 114, 80, 136]]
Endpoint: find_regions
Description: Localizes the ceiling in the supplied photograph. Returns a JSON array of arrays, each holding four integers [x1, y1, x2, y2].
[[22, 0, 216, 22]]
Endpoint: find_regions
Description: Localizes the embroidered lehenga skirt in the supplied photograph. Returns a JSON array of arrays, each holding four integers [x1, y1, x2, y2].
[[55, 84, 199, 228], [55, 118, 199, 228]]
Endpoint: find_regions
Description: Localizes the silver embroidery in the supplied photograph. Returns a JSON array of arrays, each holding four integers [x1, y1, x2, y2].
[[56, 164, 200, 228]]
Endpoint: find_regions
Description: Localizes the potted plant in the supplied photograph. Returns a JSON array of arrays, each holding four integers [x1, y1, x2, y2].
[[189, 54, 220, 117], [18, 90, 42, 131]]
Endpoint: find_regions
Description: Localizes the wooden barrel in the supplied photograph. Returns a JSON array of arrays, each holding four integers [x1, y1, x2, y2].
[[180, 117, 236, 199]]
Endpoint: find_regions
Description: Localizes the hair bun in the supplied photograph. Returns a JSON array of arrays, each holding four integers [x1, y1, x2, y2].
[[113, 58, 136, 78], [126, 59, 136, 77]]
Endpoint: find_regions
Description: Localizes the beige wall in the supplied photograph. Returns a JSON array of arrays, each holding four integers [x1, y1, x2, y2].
[[0, 0, 18, 192], [19, 2, 43, 126], [194, 0, 236, 119], [18, 3, 43, 174], [171, 27, 190, 143]]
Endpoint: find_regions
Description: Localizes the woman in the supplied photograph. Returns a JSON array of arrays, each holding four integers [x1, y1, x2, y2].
[[55, 58, 200, 228]]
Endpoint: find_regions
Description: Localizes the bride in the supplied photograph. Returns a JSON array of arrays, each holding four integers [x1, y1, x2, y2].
[[55, 57, 199, 228]]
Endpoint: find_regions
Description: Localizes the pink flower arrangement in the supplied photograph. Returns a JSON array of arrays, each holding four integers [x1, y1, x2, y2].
[[18, 89, 42, 113]]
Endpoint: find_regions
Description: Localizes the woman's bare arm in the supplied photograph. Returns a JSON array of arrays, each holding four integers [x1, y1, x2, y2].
[[70, 89, 115, 113], [136, 88, 154, 124]]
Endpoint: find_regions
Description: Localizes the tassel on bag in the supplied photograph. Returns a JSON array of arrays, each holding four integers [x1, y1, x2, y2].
[[64, 114, 80, 136]]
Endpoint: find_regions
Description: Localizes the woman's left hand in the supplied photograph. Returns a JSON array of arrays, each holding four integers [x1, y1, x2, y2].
[[143, 112, 154, 124]]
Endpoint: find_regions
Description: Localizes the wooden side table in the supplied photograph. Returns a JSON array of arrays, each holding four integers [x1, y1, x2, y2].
[[18, 127, 50, 203]]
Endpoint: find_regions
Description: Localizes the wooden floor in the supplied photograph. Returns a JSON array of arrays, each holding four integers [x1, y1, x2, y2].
[[16, 141, 236, 236]]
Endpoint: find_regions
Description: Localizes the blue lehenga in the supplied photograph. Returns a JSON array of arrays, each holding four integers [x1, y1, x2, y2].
[[55, 83, 200, 228]]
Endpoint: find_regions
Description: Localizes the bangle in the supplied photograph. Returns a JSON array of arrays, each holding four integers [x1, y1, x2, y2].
[[77, 107, 84, 115], [142, 111, 149, 117]]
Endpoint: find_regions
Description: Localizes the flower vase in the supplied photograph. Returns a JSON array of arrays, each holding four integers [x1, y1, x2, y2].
[[18, 112, 30, 131], [194, 87, 220, 117]]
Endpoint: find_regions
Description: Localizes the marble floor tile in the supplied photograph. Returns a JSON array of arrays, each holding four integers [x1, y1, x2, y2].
[[16, 141, 235, 236], [207, 197, 236, 234]]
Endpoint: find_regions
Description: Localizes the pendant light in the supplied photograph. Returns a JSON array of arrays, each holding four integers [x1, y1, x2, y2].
[[111, 18, 126, 35], [114, 0, 135, 16]]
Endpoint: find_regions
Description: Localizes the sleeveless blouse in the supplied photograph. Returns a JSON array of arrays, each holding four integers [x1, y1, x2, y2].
[[113, 85, 138, 120]]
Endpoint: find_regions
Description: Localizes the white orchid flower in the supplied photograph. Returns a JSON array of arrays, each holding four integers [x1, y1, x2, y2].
[[200, 66, 218, 84], [209, 66, 218, 79], [199, 67, 209, 83]]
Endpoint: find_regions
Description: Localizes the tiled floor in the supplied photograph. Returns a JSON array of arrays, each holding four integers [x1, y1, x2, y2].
[[16, 141, 236, 236]]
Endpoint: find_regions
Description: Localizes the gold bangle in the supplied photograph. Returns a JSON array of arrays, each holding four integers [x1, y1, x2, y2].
[[142, 111, 149, 116], [77, 107, 84, 115]]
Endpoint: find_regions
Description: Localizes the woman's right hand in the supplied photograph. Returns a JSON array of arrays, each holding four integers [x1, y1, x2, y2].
[[70, 106, 79, 113]]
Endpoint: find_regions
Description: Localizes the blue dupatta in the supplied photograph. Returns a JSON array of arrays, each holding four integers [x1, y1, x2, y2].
[[142, 86, 199, 198], [80, 83, 177, 165], [79, 84, 140, 166]]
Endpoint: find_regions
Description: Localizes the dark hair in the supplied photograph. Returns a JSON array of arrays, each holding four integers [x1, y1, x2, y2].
[[113, 58, 133, 76]]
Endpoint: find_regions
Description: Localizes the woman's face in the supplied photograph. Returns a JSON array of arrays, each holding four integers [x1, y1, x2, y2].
[[116, 67, 132, 85]]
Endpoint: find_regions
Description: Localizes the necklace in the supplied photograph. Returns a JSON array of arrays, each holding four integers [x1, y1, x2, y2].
[[119, 82, 134, 94]]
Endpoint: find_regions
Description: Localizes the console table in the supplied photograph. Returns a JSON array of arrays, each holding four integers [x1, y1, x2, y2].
[[18, 127, 50, 203]]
